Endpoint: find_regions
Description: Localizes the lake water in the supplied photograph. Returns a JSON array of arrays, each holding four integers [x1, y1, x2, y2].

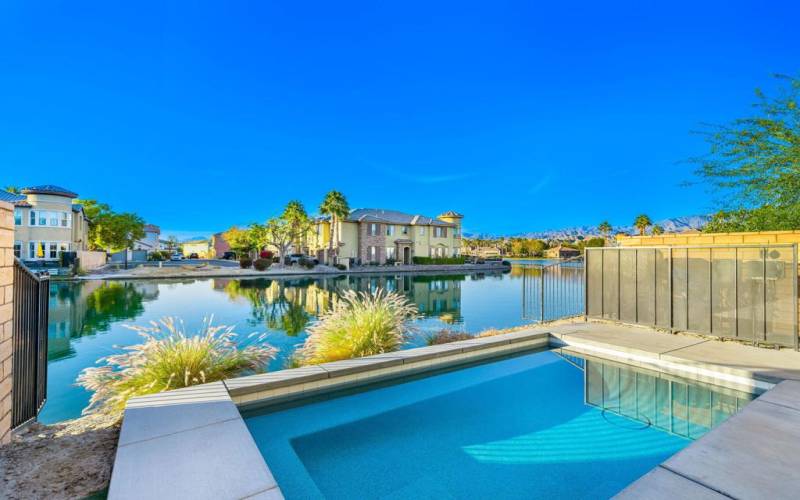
[[43, 267, 551, 423]]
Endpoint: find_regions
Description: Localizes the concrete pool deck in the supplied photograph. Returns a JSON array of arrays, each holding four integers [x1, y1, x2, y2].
[[107, 320, 800, 499]]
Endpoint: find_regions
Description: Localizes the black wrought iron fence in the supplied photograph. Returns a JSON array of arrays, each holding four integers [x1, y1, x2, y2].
[[522, 256, 585, 322], [12, 258, 50, 429], [585, 245, 799, 348]]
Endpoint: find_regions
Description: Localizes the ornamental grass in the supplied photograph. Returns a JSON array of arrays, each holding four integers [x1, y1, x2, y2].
[[295, 288, 419, 365], [77, 316, 275, 419]]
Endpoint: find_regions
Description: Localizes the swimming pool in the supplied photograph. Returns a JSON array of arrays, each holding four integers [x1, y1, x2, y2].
[[244, 349, 753, 499]]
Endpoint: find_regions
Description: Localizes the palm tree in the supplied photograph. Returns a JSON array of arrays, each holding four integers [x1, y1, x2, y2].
[[319, 190, 350, 263], [598, 221, 612, 238], [634, 214, 652, 236], [652, 224, 664, 235]]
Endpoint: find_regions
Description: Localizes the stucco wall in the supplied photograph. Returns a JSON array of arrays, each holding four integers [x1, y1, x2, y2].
[[0, 201, 14, 444], [617, 230, 800, 247]]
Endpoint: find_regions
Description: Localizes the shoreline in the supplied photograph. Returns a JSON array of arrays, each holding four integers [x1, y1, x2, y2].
[[73, 262, 511, 281]]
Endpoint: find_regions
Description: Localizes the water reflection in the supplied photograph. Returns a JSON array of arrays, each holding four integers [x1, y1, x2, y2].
[[582, 353, 753, 439], [215, 273, 468, 332], [48, 281, 159, 360]]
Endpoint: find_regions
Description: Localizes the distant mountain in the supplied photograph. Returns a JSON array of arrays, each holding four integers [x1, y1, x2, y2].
[[465, 215, 711, 240]]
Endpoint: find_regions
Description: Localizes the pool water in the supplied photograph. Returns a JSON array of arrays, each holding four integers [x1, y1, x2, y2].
[[244, 349, 753, 499]]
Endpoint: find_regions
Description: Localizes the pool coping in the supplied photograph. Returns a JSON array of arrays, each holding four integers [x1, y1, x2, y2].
[[107, 325, 800, 499]]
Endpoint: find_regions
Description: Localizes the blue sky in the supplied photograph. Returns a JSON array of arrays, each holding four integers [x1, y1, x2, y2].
[[2, 1, 798, 238]]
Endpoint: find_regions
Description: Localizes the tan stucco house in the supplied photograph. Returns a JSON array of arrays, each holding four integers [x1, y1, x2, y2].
[[310, 209, 463, 265], [1, 185, 90, 262]]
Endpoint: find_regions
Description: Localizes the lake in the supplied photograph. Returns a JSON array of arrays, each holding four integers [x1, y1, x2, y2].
[[43, 267, 551, 423]]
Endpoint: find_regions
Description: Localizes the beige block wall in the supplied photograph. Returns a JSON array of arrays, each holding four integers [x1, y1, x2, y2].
[[0, 201, 14, 444], [617, 230, 800, 247], [77, 250, 107, 270]]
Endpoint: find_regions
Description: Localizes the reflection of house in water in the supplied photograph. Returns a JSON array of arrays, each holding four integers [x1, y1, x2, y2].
[[580, 354, 753, 439], [48, 281, 160, 361], [213, 273, 471, 327]]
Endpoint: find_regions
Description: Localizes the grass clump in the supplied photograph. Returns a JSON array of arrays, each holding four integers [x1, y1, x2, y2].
[[295, 288, 419, 365], [77, 316, 275, 419], [425, 329, 473, 345]]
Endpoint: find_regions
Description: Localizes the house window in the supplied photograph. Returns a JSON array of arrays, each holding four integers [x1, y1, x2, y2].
[[49, 242, 58, 259], [367, 246, 378, 262], [434, 227, 447, 238], [30, 211, 37, 226], [368, 223, 379, 236], [13, 241, 21, 258], [385, 247, 396, 260], [39, 212, 47, 226], [14, 209, 22, 226], [386, 225, 395, 236], [418, 227, 425, 236], [49, 212, 59, 226], [61, 212, 71, 227], [401, 226, 408, 235]]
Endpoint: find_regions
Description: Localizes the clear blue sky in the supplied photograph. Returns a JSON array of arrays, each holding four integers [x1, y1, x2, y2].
[[2, 1, 798, 238]]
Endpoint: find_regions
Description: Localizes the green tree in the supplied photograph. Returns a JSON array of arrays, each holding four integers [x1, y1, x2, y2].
[[4, 186, 20, 194], [578, 237, 606, 252], [691, 74, 800, 231], [652, 224, 664, 235], [75, 199, 144, 252], [223, 226, 257, 258], [319, 190, 350, 261], [634, 214, 652, 236], [252, 218, 295, 266]]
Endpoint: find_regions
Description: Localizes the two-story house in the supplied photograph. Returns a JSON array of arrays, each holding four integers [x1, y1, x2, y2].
[[1, 185, 90, 262], [310, 209, 463, 265], [133, 224, 162, 253]]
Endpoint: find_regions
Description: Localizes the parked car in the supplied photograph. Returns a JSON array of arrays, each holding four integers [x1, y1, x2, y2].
[[285, 254, 319, 266], [222, 251, 236, 260], [188, 253, 199, 259], [170, 253, 184, 261]]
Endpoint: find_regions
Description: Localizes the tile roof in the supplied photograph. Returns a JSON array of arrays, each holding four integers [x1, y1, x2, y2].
[[143, 224, 161, 233], [0, 190, 26, 204], [345, 208, 455, 226], [21, 185, 78, 198]]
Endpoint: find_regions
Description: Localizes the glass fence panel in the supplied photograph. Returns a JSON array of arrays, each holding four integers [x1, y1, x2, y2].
[[737, 248, 766, 343], [655, 249, 671, 328], [587, 251, 603, 317], [765, 246, 795, 347], [671, 248, 688, 331], [711, 248, 737, 338], [602, 250, 620, 320], [619, 249, 637, 323], [636, 249, 656, 325], [687, 248, 712, 333]]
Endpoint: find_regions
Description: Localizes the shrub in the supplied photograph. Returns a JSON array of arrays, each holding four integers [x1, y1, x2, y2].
[[384, 258, 396, 266], [411, 256, 466, 265], [298, 257, 315, 269], [334, 264, 347, 271], [77, 317, 275, 419], [295, 289, 419, 365], [239, 257, 253, 269], [425, 329, 473, 345], [260, 250, 274, 259], [253, 258, 271, 271]]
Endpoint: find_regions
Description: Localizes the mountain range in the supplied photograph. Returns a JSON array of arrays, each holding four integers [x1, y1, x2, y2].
[[465, 215, 711, 240]]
